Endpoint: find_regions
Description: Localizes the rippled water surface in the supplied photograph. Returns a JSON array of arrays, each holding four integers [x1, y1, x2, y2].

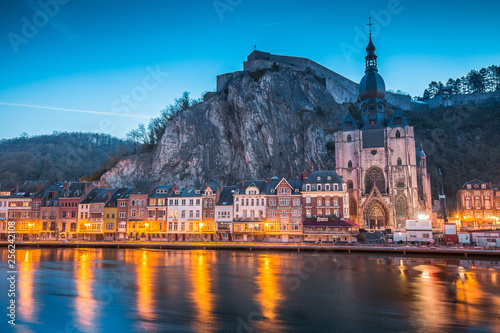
[[1, 248, 499, 332]]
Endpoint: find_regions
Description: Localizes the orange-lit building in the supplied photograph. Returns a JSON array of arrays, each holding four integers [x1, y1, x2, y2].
[[457, 179, 498, 230], [147, 184, 176, 241]]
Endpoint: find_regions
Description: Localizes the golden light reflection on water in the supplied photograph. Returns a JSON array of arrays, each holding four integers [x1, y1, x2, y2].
[[254, 255, 284, 331], [74, 250, 100, 331], [134, 250, 156, 323], [17, 250, 40, 324], [189, 251, 217, 333]]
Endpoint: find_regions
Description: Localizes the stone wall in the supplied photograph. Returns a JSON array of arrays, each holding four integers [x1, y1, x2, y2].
[[424, 90, 500, 109], [218, 50, 418, 110]]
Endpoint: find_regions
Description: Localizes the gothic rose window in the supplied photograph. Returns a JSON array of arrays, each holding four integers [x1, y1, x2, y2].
[[365, 168, 385, 194]]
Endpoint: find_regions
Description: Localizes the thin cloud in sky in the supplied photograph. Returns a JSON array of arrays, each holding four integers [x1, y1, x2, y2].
[[0, 102, 154, 119]]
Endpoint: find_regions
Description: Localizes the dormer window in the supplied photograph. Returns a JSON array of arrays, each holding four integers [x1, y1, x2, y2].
[[317, 177, 321, 181], [306, 184, 311, 191], [394, 117, 402, 126], [346, 121, 352, 128], [325, 184, 330, 191], [317, 184, 322, 191], [370, 119, 376, 126], [327, 176, 331, 180]]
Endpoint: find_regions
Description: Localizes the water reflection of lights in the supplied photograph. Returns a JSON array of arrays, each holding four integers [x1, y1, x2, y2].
[[190, 251, 216, 333], [254, 255, 284, 331], [18, 250, 37, 323], [135, 250, 156, 324], [74, 250, 98, 331]]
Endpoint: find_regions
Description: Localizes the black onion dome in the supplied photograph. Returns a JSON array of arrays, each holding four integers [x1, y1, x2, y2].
[[359, 71, 385, 100]]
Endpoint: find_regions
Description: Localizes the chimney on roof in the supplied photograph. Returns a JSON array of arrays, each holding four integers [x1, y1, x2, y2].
[[14, 183, 19, 193], [63, 181, 69, 190], [242, 180, 245, 189], [266, 178, 269, 184], [108, 191, 112, 200], [2, 181, 6, 188], [300, 172, 305, 181]]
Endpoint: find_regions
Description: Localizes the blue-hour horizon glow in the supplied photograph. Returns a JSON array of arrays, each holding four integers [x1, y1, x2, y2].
[[1, 0, 499, 139]]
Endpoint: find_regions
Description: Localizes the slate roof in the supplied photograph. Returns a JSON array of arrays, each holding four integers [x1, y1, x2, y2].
[[149, 185, 174, 198], [204, 182, 220, 192], [215, 186, 236, 206], [386, 109, 409, 128], [169, 189, 203, 198], [338, 112, 360, 131], [234, 180, 268, 194], [461, 179, 491, 190], [302, 171, 343, 186], [2, 181, 50, 198], [81, 188, 115, 204], [105, 188, 132, 207]]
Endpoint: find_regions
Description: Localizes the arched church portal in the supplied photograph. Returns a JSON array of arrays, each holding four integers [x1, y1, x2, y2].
[[364, 200, 389, 230]]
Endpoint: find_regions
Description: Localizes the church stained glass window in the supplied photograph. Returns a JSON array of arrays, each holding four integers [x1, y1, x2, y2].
[[365, 168, 385, 194]]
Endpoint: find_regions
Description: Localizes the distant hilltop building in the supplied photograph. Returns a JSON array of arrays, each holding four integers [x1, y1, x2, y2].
[[217, 49, 417, 110], [217, 49, 500, 111], [334, 35, 432, 231]]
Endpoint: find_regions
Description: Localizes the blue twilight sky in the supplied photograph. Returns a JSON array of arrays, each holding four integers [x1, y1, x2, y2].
[[1, 0, 499, 140]]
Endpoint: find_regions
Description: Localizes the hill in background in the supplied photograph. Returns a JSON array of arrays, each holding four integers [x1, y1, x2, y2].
[[0, 132, 129, 183]]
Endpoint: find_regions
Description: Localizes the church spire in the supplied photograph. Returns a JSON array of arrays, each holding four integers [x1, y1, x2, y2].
[[365, 18, 378, 72]]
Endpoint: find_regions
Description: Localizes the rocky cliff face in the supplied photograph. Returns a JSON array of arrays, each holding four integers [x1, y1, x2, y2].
[[101, 67, 351, 188]]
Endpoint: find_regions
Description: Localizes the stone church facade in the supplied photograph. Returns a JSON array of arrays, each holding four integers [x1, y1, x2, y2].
[[334, 36, 432, 231]]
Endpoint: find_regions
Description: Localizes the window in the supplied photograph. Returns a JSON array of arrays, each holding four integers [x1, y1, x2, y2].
[[370, 119, 376, 126], [395, 196, 407, 217], [317, 198, 322, 206], [346, 121, 352, 128], [349, 198, 357, 216], [347, 180, 353, 190], [305, 197, 311, 204], [181, 211, 185, 218], [106, 223, 114, 230], [365, 168, 385, 194], [281, 187, 287, 194], [348, 160, 352, 168], [396, 130, 401, 138], [317, 184, 322, 191], [347, 134, 352, 142], [394, 117, 402, 126], [306, 184, 311, 191], [119, 212, 126, 218], [397, 158, 402, 166], [261, 198, 265, 206]]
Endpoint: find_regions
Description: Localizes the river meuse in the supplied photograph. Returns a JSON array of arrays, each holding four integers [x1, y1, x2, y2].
[[1, 248, 499, 332]]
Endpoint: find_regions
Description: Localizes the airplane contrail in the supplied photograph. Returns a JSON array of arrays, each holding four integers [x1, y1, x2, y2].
[[0, 102, 155, 119]]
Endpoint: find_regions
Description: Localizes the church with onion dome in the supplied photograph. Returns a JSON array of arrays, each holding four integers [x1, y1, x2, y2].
[[334, 34, 432, 231]]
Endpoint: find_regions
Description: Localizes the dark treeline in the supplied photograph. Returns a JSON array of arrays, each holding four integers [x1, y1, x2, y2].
[[405, 104, 500, 207], [126, 91, 202, 153], [0, 132, 130, 183], [417, 65, 500, 100]]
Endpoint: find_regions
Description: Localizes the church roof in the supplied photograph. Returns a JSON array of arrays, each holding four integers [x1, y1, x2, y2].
[[386, 109, 409, 128], [338, 112, 360, 131]]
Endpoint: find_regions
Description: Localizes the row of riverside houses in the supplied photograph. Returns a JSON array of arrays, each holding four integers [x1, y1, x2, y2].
[[0, 171, 358, 243]]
